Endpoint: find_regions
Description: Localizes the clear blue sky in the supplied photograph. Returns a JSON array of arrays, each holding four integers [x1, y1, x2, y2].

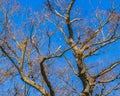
[[1, 0, 120, 95]]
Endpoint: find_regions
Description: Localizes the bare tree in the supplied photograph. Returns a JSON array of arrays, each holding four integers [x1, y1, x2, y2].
[[0, 0, 120, 96]]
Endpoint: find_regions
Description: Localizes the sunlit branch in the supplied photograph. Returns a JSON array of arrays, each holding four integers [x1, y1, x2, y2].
[[20, 72, 49, 96], [84, 35, 120, 58], [70, 18, 82, 23], [19, 39, 28, 70], [94, 61, 120, 79], [98, 74, 120, 83], [45, 41, 79, 60], [58, 26, 68, 41], [46, 0, 66, 19], [62, 53, 78, 76], [54, 10, 66, 19], [66, 0, 76, 16]]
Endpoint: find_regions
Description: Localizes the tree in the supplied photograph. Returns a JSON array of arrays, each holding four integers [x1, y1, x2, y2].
[[0, 0, 120, 96]]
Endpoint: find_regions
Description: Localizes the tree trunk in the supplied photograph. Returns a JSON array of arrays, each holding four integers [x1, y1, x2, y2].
[[76, 59, 96, 96]]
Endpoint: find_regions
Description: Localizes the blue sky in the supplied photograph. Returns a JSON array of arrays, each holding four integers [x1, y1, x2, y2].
[[18, 0, 120, 92], [0, 0, 120, 95]]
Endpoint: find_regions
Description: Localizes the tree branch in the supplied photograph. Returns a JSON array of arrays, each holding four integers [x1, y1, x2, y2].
[[98, 74, 120, 83], [39, 57, 55, 96], [94, 61, 120, 79], [62, 53, 78, 76], [0, 46, 49, 96], [102, 82, 120, 96]]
